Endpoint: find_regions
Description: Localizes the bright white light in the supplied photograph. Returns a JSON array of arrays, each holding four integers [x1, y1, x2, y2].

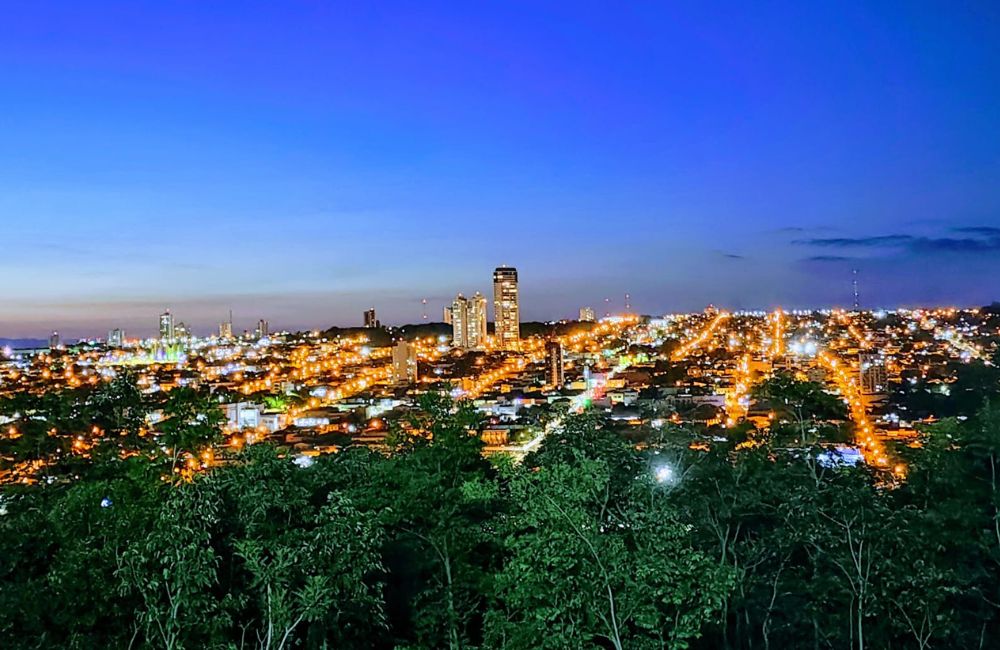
[[293, 455, 314, 469], [789, 339, 817, 357], [100, 497, 113, 508], [654, 464, 675, 484]]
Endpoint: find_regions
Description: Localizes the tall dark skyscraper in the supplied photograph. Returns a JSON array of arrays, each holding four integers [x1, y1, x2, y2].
[[546, 340, 564, 387], [493, 266, 520, 351], [364, 308, 379, 329]]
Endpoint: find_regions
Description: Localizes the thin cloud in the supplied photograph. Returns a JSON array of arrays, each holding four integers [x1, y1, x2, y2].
[[910, 237, 1000, 253], [793, 235, 914, 247], [951, 226, 1000, 236], [716, 251, 746, 260], [794, 230, 1000, 255], [773, 225, 838, 235], [803, 255, 854, 262]]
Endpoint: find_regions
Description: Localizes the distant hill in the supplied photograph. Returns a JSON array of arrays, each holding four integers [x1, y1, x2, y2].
[[321, 323, 451, 346], [520, 320, 598, 338], [0, 338, 51, 350], [393, 322, 452, 339], [320, 320, 598, 346]]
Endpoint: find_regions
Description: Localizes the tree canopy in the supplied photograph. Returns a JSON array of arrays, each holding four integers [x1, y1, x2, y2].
[[2, 385, 1000, 649]]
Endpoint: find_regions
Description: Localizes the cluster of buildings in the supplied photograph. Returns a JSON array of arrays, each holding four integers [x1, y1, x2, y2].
[[53, 265, 610, 365], [8, 255, 994, 486], [443, 266, 520, 352], [135, 311, 271, 346]]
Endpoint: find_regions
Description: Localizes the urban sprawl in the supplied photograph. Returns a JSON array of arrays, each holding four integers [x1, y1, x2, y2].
[[1, 265, 994, 484]]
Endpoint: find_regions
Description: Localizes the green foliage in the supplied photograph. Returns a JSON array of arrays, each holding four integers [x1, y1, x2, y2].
[[4, 390, 1000, 649], [753, 372, 849, 446], [157, 386, 225, 475], [489, 445, 730, 649], [370, 394, 500, 648], [118, 481, 226, 650]]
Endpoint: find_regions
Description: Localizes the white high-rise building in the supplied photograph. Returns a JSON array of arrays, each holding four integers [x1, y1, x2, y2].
[[579, 307, 596, 322], [108, 328, 125, 348], [159, 310, 175, 341], [451, 292, 489, 351], [391, 340, 418, 384], [493, 266, 520, 350], [219, 311, 234, 340], [451, 294, 470, 349], [468, 292, 488, 350]]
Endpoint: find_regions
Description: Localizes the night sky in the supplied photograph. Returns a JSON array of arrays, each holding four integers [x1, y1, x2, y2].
[[2, 2, 999, 337]]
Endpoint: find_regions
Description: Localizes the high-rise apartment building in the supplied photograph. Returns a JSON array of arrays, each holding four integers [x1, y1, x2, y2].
[[49, 331, 61, 350], [451, 292, 489, 351], [493, 266, 520, 350], [175, 322, 191, 339], [546, 340, 564, 387], [256, 319, 270, 339], [468, 292, 488, 350], [219, 311, 234, 340], [859, 353, 887, 395], [450, 294, 469, 348], [364, 308, 380, 328], [159, 311, 175, 341], [391, 340, 418, 384], [107, 328, 125, 348], [579, 307, 596, 322], [443, 306, 453, 325]]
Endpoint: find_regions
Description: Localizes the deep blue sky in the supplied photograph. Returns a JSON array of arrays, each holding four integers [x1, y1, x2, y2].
[[1, 1, 999, 337]]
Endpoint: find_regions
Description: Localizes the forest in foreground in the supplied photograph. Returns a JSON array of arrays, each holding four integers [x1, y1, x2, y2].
[[3, 376, 1000, 650]]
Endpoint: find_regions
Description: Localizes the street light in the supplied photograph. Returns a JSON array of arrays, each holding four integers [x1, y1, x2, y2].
[[653, 462, 678, 486]]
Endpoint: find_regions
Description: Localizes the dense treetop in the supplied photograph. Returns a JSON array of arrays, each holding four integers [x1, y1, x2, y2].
[[2, 373, 1000, 648]]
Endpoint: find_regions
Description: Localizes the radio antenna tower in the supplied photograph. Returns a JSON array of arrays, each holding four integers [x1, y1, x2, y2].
[[852, 269, 860, 310], [421, 298, 428, 321], [624, 293, 631, 313]]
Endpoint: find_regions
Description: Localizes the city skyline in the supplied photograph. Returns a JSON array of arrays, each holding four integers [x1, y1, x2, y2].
[[2, 3, 1000, 336], [5, 5, 1000, 648], [9, 267, 997, 340]]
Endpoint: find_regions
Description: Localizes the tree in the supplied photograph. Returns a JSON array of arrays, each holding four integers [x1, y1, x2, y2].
[[116, 480, 225, 650], [891, 404, 1000, 646], [788, 470, 889, 650], [370, 394, 499, 649], [754, 372, 848, 445], [211, 445, 387, 649], [155, 387, 224, 476], [86, 373, 147, 442], [488, 447, 729, 649]]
